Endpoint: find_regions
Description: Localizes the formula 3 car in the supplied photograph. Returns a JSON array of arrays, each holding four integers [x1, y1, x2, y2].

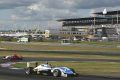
[[2, 54, 23, 61], [25, 63, 77, 77]]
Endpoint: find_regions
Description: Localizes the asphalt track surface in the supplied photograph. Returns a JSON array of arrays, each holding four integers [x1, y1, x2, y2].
[[1, 49, 120, 56], [1, 57, 120, 63], [0, 57, 120, 80], [23, 57, 120, 62], [0, 67, 120, 80], [0, 50, 120, 80]]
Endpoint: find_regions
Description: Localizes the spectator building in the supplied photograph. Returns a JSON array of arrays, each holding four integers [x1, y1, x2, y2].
[[58, 9, 120, 41]]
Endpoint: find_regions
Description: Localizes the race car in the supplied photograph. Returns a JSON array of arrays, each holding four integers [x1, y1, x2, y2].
[[25, 63, 77, 77], [2, 54, 23, 61]]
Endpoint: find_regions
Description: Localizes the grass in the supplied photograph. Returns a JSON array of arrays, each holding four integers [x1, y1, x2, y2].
[[13, 61, 120, 77], [0, 42, 120, 78], [74, 41, 120, 45], [1, 51, 120, 60], [0, 42, 120, 52]]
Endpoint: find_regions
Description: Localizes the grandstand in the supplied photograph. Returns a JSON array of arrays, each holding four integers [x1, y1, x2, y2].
[[58, 9, 120, 41]]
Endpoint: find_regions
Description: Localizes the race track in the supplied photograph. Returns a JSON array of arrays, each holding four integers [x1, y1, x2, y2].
[[23, 57, 120, 62], [0, 57, 120, 80], [0, 50, 120, 80], [1, 57, 120, 63], [0, 68, 119, 80]]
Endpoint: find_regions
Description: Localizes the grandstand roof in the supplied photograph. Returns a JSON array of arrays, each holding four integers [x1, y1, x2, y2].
[[58, 17, 107, 21], [94, 10, 120, 15]]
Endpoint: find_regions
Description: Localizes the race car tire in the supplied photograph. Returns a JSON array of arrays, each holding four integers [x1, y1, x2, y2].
[[25, 67, 34, 75], [53, 69, 61, 77]]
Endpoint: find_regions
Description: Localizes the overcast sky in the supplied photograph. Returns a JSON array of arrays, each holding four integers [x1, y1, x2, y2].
[[0, 0, 120, 30]]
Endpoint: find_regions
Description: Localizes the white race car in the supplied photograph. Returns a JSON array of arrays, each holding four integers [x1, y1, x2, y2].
[[25, 63, 77, 77]]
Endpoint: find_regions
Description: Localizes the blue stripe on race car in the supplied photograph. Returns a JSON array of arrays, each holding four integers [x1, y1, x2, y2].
[[60, 67, 74, 74], [65, 70, 73, 74]]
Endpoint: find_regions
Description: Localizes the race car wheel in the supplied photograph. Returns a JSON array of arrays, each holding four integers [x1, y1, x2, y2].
[[53, 69, 61, 77], [25, 67, 34, 75]]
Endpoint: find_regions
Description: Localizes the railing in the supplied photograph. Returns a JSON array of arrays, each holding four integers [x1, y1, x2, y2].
[[60, 30, 87, 35]]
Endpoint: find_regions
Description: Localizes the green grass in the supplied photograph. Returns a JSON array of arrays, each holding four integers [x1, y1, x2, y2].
[[13, 61, 120, 77], [1, 51, 120, 60], [0, 42, 120, 77], [0, 42, 120, 52], [73, 41, 120, 45]]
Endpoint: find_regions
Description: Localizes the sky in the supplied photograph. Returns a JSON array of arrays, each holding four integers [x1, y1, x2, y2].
[[0, 0, 120, 30]]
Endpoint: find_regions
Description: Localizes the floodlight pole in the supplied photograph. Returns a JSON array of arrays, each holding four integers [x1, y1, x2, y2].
[[102, 9, 108, 38], [117, 11, 119, 24], [93, 17, 96, 35]]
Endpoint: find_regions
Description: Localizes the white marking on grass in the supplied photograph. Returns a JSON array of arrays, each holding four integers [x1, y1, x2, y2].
[[0, 62, 15, 68], [10, 68, 24, 70]]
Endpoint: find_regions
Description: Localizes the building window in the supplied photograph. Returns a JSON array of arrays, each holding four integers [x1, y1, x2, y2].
[[68, 32, 70, 34], [73, 33, 76, 34]]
